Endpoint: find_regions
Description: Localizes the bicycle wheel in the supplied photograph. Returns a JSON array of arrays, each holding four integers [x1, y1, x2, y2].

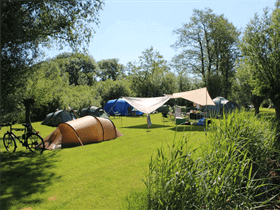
[[3, 133, 17, 153], [26, 133, 45, 154]]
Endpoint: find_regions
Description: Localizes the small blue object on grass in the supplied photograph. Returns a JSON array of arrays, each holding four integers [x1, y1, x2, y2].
[[197, 118, 205, 126]]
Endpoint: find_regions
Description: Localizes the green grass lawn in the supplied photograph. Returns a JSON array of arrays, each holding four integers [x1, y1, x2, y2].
[[0, 109, 275, 210]]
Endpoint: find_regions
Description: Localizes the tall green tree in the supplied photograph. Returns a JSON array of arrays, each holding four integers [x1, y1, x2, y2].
[[239, 1, 280, 123], [235, 59, 266, 115], [171, 54, 203, 92], [97, 59, 125, 81], [54, 52, 99, 86], [1, 0, 104, 122], [172, 8, 240, 98], [24, 60, 70, 120], [170, 55, 201, 106], [128, 46, 175, 97]]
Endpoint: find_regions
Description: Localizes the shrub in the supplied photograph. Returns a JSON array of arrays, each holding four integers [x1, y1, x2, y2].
[[124, 110, 280, 209]]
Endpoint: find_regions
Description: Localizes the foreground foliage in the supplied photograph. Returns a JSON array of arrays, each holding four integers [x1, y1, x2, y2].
[[124, 110, 280, 209], [1, 0, 104, 122]]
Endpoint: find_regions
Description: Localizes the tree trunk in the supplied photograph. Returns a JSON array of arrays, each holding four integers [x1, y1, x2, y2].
[[254, 104, 260, 116], [23, 98, 35, 125], [271, 98, 280, 148], [274, 99, 280, 123], [251, 95, 264, 116]]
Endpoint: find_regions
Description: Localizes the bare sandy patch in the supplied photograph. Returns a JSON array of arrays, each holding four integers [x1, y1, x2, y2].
[[48, 196, 57, 201]]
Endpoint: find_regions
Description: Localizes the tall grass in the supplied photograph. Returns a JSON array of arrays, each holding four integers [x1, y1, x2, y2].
[[123, 110, 280, 209]]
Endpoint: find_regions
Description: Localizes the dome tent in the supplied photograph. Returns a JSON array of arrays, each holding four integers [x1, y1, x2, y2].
[[41, 110, 75, 127], [43, 116, 123, 150], [202, 97, 240, 117], [80, 106, 109, 119]]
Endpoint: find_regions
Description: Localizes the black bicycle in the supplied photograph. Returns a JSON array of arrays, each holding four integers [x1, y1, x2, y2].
[[1, 122, 45, 154]]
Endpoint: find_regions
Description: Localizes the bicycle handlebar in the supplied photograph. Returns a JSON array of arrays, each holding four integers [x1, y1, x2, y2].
[[0, 122, 27, 131], [0, 122, 16, 127]]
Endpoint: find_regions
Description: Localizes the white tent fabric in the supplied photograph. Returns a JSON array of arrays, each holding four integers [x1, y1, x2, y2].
[[165, 87, 215, 106], [122, 96, 170, 114]]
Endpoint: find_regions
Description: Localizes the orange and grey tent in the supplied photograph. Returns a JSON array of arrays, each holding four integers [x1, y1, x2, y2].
[[43, 116, 123, 150]]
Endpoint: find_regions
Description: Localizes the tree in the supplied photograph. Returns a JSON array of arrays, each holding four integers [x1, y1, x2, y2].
[[24, 60, 70, 120], [128, 46, 174, 97], [239, 1, 280, 123], [19, 58, 102, 121], [171, 55, 190, 92], [54, 52, 99, 86], [171, 54, 203, 92], [170, 55, 201, 106], [96, 79, 133, 107], [172, 8, 240, 98], [63, 85, 102, 111], [235, 59, 266, 115], [98, 59, 125, 81], [1, 0, 104, 122]]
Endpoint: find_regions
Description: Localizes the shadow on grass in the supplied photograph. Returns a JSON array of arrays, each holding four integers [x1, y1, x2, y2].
[[168, 125, 207, 132], [124, 124, 172, 129], [0, 150, 61, 209]]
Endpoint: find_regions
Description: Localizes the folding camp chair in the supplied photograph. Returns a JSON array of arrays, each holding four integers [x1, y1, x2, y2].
[[174, 108, 181, 118]]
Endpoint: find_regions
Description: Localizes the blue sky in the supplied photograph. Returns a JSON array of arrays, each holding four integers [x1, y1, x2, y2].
[[45, 0, 276, 65]]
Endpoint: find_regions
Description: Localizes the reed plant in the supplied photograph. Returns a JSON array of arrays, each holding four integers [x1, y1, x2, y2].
[[123, 110, 280, 209]]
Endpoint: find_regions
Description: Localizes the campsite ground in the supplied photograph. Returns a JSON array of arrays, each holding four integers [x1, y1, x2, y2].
[[0, 108, 275, 210]]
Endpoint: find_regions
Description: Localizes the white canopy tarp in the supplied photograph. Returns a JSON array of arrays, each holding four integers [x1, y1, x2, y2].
[[166, 87, 215, 106], [122, 96, 170, 114]]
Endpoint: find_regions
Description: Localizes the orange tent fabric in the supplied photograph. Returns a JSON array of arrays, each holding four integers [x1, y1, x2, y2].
[[43, 116, 123, 150]]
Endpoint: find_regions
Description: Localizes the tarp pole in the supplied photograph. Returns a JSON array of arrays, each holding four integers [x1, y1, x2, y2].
[[206, 87, 208, 118], [108, 98, 119, 116], [147, 114, 151, 132], [205, 88, 208, 140]]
